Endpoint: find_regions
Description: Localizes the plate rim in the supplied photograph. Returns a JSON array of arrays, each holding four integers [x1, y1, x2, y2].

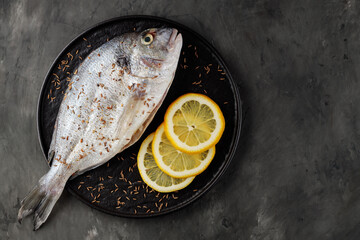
[[37, 15, 243, 218]]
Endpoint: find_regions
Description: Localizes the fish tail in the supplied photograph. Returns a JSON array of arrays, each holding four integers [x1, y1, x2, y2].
[[18, 173, 65, 231]]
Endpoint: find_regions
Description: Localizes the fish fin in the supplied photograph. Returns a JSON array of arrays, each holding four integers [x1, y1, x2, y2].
[[17, 185, 43, 224], [69, 171, 80, 180], [47, 150, 55, 166], [121, 94, 164, 151], [69, 160, 106, 180], [33, 193, 59, 231], [18, 174, 65, 230], [48, 117, 59, 166]]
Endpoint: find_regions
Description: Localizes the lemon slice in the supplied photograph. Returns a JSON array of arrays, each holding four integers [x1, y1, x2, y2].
[[137, 133, 195, 193], [152, 123, 216, 178], [164, 93, 225, 153]]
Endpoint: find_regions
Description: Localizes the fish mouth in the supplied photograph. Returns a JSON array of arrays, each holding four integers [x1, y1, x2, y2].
[[141, 56, 163, 68], [167, 29, 182, 52]]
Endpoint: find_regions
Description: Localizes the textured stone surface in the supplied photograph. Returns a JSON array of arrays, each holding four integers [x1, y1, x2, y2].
[[2, 0, 360, 239]]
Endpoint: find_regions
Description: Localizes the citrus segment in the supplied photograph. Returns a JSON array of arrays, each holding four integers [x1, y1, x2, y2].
[[137, 133, 194, 193], [152, 123, 216, 178], [164, 93, 225, 153]]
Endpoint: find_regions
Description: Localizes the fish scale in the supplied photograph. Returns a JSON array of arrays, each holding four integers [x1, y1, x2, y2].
[[18, 27, 183, 230]]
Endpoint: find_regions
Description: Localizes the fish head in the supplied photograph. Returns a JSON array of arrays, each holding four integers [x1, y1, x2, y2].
[[121, 28, 183, 78]]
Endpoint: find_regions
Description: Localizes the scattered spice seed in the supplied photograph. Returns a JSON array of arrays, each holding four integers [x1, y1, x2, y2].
[[204, 66, 211, 74], [67, 52, 73, 60]]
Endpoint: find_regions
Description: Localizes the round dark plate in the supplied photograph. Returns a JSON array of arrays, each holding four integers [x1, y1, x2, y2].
[[38, 16, 242, 217]]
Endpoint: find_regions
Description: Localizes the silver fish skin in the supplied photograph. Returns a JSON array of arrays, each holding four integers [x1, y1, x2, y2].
[[18, 28, 183, 230]]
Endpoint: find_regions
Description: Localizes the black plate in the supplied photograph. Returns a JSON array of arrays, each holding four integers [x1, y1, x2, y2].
[[38, 16, 242, 217]]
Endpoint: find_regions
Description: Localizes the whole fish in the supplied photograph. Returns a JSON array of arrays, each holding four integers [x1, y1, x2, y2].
[[18, 27, 183, 230]]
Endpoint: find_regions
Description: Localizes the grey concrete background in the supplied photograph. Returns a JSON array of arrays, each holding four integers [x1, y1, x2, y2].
[[2, 0, 360, 239]]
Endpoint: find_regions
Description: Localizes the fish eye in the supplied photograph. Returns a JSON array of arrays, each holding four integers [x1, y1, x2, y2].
[[141, 33, 153, 45]]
